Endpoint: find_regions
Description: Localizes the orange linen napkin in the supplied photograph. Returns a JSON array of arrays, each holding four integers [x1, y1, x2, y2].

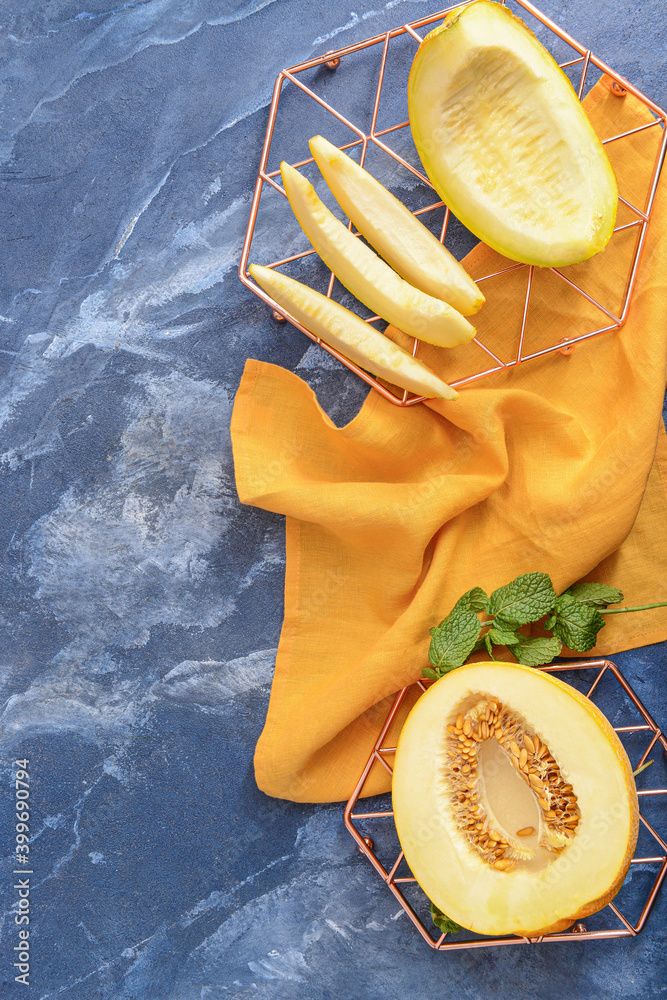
[[231, 79, 667, 803]]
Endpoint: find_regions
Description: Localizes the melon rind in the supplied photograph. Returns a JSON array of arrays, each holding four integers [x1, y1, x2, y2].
[[392, 661, 639, 937], [407, 0, 618, 267]]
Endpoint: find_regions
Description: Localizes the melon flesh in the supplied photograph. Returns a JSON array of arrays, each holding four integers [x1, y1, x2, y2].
[[392, 662, 638, 937], [408, 0, 618, 267], [280, 161, 475, 348], [309, 135, 485, 314], [249, 264, 458, 399]]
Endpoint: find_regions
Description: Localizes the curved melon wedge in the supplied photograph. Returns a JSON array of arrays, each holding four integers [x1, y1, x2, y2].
[[309, 135, 484, 315], [408, 0, 618, 267], [280, 161, 475, 348], [393, 661, 638, 937], [249, 264, 458, 399]]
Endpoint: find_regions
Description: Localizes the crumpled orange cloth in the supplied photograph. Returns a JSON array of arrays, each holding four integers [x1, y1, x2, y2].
[[231, 80, 667, 803]]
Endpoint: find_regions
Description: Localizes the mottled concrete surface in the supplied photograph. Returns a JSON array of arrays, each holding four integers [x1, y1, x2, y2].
[[0, 1, 666, 998]]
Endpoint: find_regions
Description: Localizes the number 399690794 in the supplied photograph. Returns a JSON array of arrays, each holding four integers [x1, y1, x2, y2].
[[14, 759, 30, 861]]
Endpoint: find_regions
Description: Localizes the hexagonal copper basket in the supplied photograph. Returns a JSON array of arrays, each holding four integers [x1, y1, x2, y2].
[[343, 659, 667, 949], [239, 0, 667, 405]]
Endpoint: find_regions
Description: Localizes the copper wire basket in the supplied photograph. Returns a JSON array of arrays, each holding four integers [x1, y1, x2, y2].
[[239, 0, 667, 406], [343, 659, 667, 950]]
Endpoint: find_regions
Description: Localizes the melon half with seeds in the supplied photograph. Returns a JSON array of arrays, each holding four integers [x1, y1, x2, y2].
[[407, 0, 618, 267], [392, 662, 638, 937]]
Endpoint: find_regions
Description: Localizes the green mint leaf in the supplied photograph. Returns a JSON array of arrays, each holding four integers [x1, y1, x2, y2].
[[551, 595, 605, 652], [486, 572, 557, 626], [471, 636, 487, 653], [484, 633, 496, 660], [561, 583, 624, 607], [511, 635, 562, 666], [428, 608, 482, 673], [544, 615, 557, 631], [452, 586, 489, 615], [488, 626, 521, 646], [430, 902, 463, 935], [493, 614, 524, 633], [421, 667, 439, 681]]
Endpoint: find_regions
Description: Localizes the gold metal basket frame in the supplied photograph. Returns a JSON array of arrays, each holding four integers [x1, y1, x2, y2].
[[343, 659, 667, 950], [239, 0, 667, 406]]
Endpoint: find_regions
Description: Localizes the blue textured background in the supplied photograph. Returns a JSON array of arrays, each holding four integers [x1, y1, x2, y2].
[[0, 2, 666, 997]]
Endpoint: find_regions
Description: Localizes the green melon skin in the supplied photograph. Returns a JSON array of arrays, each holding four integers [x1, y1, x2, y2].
[[408, 0, 618, 268]]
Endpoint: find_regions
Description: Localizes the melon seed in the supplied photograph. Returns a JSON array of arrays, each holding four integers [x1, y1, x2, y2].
[[493, 859, 512, 871], [444, 696, 580, 870]]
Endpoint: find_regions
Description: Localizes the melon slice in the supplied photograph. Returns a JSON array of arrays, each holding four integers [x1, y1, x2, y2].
[[309, 135, 484, 315], [280, 161, 476, 348], [249, 264, 458, 399], [392, 662, 638, 936], [407, 0, 618, 267]]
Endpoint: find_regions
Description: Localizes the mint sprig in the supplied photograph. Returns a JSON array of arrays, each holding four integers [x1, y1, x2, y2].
[[486, 571, 557, 627], [487, 625, 521, 646], [430, 902, 463, 935], [428, 607, 481, 674], [451, 586, 488, 615], [548, 595, 605, 653], [561, 583, 624, 607], [510, 635, 563, 667], [423, 573, 666, 679]]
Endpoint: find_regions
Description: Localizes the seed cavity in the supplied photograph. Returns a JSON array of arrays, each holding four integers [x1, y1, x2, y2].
[[442, 695, 580, 872]]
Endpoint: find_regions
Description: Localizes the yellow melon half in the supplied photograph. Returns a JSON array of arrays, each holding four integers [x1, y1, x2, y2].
[[392, 662, 638, 937], [407, 0, 618, 267]]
